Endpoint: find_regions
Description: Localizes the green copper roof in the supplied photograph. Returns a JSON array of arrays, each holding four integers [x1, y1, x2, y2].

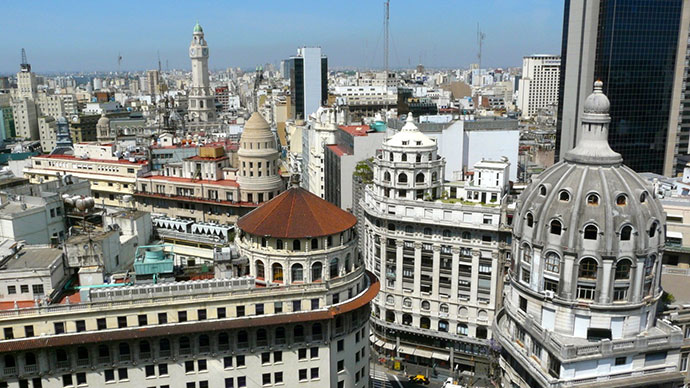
[[193, 22, 203, 33]]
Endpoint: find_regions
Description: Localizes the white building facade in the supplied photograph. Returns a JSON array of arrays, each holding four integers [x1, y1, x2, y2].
[[517, 55, 560, 119], [188, 23, 216, 123]]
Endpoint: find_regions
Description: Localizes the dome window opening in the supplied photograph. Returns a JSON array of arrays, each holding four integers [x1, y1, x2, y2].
[[416, 154, 422, 162], [640, 191, 647, 203], [620, 225, 633, 241], [584, 224, 599, 240], [559, 191, 570, 202], [526, 213, 534, 227], [648, 222, 658, 238], [401, 154, 407, 162], [539, 185, 547, 196], [587, 193, 600, 206], [550, 220, 563, 235], [616, 194, 627, 206]]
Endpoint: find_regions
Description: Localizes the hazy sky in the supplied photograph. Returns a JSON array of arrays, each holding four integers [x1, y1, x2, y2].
[[1, 0, 564, 74]]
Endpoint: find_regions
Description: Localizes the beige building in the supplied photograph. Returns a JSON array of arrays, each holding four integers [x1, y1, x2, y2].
[[38, 116, 56, 152], [236, 112, 284, 203], [24, 143, 149, 208]]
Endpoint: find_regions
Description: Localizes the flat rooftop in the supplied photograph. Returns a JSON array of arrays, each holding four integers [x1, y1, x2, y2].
[[0, 247, 62, 271]]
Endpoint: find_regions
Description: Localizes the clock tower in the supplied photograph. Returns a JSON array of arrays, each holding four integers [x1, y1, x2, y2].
[[188, 22, 216, 122]]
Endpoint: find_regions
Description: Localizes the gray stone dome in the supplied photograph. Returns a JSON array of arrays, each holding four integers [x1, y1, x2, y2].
[[512, 81, 665, 306], [97, 112, 109, 126]]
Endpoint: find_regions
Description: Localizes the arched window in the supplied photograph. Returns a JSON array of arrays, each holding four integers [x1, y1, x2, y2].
[[292, 239, 301, 251], [584, 224, 598, 240], [424, 227, 432, 236], [344, 254, 352, 273], [255, 261, 265, 279], [462, 231, 471, 240], [420, 317, 431, 329], [402, 314, 412, 326], [439, 320, 449, 332], [276, 239, 283, 249], [440, 303, 449, 313], [645, 255, 656, 277], [539, 185, 547, 196], [198, 334, 210, 351], [587, 193, 600, 205], [458, 307, 469, 318], [139, 341, 150, 356], [421, 301, 430, 310], [615, 259, 631, 280], [432, 172, 438, 182], [442, 229, 452, 237], [649, 222, 658, 238], [312, 323, 323, 340], [159, 339, 170, 354], [559, 191, 570, 202], [544, 252, 560, 273], [291, 263, 303, 283], [550, 220, 562, 235], [386, 295, 394, 305], [526, 213, 534, 227], [403, 298, 412, 308], [218, 333, 230, 350], [388, 223, 396, 231], [25, 352, 36, 366], [272, 263, 283, 282], [329, 257, 339, 278], [416, 154, 422, 162], [383, 171, 391, 182], [98, 345, 110, 360], [178, 337, 190, 352], [118, 342, 130, 358], [401, 153, 407, 162], [620, 225, 633, 241], [640, 191, 647, 203], [311, 262, 323, 281], [616, 194, 627, 206], [4, 354, 15, 368], [416, 173, 425, 183], [311, 238, 318, 249], [398, 173, 408, 183], [521, 244, 532, 263], [237, 331, 248, 347], [56, 349, 68, 364], [457, 323, 468, 336], [256, 329, 268, 346], [275, 327, 286, 344], [386, 310, 396, 323], [405, 225, 414, 234], [578, 258, 598, 279]]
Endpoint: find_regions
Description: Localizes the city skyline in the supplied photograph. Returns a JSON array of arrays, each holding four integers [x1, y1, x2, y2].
[[0, 0, 564, 74]]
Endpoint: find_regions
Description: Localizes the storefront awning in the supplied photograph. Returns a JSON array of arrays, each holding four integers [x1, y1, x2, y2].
[[398, 345, 416, 355], [414, 348, 433, 358], [374, 339, 384, 347], [369, 334, 376, 343], [432, 351, 450, 361], [383, 342, 396, 350]]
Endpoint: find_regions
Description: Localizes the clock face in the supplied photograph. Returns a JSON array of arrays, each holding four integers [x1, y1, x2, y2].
[[189, 48, 195, 56], [202, 48, 208, 56]]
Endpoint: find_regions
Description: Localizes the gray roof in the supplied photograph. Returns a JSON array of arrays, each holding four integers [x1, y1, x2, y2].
[[0, 247, 62, 271]]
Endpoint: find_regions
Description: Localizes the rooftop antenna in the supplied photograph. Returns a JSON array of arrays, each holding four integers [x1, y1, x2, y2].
[[383, 0, 389, 74], [477, 23, 485, 69], [117, 52, 122, 73], [157, 50, 162, 73], [253, 65, 263, 112], [20, 48, 30, 72]]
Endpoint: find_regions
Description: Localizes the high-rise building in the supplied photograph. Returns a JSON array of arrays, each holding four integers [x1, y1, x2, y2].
[[517, 55, 560, 119], [556, 0, 689, 175], [496, 82, 684, 388], [188, 22, 216, 123], [361, 115, 513, 375], [145, 69, 160, 97], [671, 8, 690, 174], [286, 47, 328, 120]]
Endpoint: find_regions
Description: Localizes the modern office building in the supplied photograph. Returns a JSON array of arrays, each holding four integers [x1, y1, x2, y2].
[[360, 115, 514, 374], [556, 0, 690, 175], [496, 82, 684, 388], [672, 7, 690, 174], [0, 179, 377, 388], [517, 55, 560, 119], [188, 22, 216, 123], [286, 47, 328, 120]]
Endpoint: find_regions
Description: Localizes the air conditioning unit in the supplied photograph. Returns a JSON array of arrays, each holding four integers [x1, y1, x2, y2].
[[544, 290, 555, 300]]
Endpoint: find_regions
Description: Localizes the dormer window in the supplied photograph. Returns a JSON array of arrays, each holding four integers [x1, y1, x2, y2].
[[415, 141, 422, 146], [402, 141, 409, 145]]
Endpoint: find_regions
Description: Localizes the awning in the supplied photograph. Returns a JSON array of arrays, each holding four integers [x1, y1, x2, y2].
[[375, 339, 384, 347], [432, 351, 450, 361], [414, 348, 433, 358], [398, 345, 416, 355], [667, 231, 683, 239], [383, 342, 396, 350], [192, 222, 232, 237], [369, 334, 376, 343]]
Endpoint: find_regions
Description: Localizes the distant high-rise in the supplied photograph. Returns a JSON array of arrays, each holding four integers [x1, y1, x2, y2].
[[285, 47, 328, 120], [188, 22, 216, 122], [517, 55, 560, 119], [556, 0, 689, 175]]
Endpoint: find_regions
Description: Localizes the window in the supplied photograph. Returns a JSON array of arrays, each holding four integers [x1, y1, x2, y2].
[[224, 356, 233, 368], [236, 355, 245, 367], [526, 212, 534, 227], [104, 370, 115, 382], [613, 287, 628, 301], [583, 224, 598, 240], [337, 339, 344, 352], [521, 268, 531, 284], [76, 320, 86, 332], [274, 351, 282, 363], [587, 193, 599, 205], [97, 318, 107, 330], [158, 363, 168, 376], [218, 307, 226, 318], [24, 325, 34, 337], [548, 354, 560, 378], [274, 372, 283, 384], [615, 260, 631, 280], [519, 297, 527, 312], [145, 365, 155, 377], [32, 284, 44, 295], [272, 263, 283, 282], [615, 356, 627, 366], [293, 300, 301, 312], [256, 261, 265, 279], [539, 185, 547, 196], [292, 264, 304, 283], [262, 352, 270, 364], [62, 374, 73, 387], [544, 252, 560, 273], [7, 285, 15, 294], [237, 377, 246, 388], [337, 360, 344, 372], [550, 220, 562, 235], [138, 315, 147, 326], [310, 347, 319, 358], [262, 373, 271, 385], [681, 353, 688, 371], [311, 367, 320, 379], [330, 258, 339, 278], [649, 222, 658, 238], [117, 316, 127, 328], [299, 348, 307, 360], [178, 311, 187, 322], [620, 225, 632, 241], [256, 303, 264, 315], [236, 305, 245, 317], [616, 194, 627, 206], [20, 284, 28, 293], [544, 278, 559, 293], [578, 258, 598, 279], [274, 302, 283, 313], [118, 368, 128, 380], [299, 369, 308, 381], [225, 378, 234, 388], [198, 359, 207, 371], [54, 322, 65, 334], [559, 191, 570, 202]]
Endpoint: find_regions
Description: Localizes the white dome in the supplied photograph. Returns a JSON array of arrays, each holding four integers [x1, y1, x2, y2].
[[385, 115, 435, 148]]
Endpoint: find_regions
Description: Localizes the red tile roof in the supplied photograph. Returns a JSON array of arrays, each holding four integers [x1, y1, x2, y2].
[[326, 144, 351, 157], [237, 187, 357, 238], [338, 125, 371, 136]]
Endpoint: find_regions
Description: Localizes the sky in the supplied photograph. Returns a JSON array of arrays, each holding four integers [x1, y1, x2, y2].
[[0, 0, 564, 74]]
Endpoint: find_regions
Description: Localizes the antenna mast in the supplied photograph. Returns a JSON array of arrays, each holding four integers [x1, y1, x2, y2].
[[383, 0, 389, 74], [117, 52, 122, 73], [20, 48, 30, 72], [477, 23, 485, 69]]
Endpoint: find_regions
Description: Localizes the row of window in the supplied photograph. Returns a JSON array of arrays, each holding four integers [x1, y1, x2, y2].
[[538, 184, 648, 207]]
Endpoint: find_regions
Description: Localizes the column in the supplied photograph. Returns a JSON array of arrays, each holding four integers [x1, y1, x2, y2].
[[562, 255, 575, 299], [632, 258, 645, 303], [414, 242, 422, 295], [600, 260, 612, 304], [470, 250, 480, 304], [395, 239, 404, 293], [432, 245, 441, 298], [451, 247, 460, 301]]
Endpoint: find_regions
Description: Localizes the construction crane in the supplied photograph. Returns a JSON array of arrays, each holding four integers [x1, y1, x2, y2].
[[20, 48, 31, 72]]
